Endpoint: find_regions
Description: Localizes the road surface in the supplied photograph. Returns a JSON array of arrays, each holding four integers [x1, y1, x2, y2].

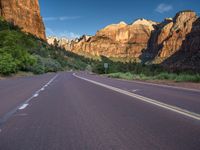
[[0, 72, 199, 150]]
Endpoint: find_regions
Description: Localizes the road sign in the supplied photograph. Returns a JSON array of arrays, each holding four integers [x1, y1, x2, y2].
[[104, 63, 108, 68], [104, 63, 109, 74]]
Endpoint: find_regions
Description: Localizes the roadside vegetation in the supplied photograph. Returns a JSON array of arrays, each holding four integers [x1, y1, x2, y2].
[[107, 72, 200, 83], [91, 56, 200, 83], [0, 18, 199, 83], [0, 18, 89, 76]]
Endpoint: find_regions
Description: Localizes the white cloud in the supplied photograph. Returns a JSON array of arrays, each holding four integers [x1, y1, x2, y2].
[[43, 16, 80, 21], [46, 27, 80, 39], [155, 3, 173, 13]]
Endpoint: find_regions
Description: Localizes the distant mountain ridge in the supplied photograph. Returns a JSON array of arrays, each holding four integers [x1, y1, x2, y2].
[[67, 10, 200, 71], [47, 36, 72, 50]]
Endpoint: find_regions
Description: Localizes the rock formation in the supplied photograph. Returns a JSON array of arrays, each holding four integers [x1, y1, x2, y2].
[[47, 37, 71, 50], [153, 11, 198, 61], [71, 19, 158, 58], [162, 16, 200, 71], [0, 0, 46, 40], [69, 10, 200, 70]]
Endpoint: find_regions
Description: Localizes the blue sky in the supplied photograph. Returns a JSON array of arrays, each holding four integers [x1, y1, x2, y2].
[[39, 0, 200, 38]]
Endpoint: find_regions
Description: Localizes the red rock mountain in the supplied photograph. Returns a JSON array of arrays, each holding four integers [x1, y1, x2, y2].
[[71, 20, 157, 58], [0, 0, 46, 40], [161, 15, 200, 71], [152, 11, 198, 61], [70, 10, 200, 70]]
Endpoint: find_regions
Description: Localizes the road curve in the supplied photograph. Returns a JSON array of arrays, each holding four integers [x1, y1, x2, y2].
[[0, 72, 199, 150]]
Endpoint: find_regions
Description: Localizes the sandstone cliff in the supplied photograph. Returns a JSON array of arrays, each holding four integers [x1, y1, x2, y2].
[[68, 10, 200, 70], [47, 37, 72, 50], [152, 11, 198, 62], [0, 0, 46, 40], [71, 19, 158, 58], [162, 16, 200, 71]]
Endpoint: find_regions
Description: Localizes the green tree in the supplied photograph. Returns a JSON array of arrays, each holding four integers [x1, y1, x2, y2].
[[0, 53, 17, 75]]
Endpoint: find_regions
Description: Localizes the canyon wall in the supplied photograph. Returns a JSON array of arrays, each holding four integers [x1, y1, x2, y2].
[[69, 11, 200, 70], [71, 20, 158, 58], [47, 37, 71, 50], [151, 11, 198, 62], [0, 0, 46, 40]]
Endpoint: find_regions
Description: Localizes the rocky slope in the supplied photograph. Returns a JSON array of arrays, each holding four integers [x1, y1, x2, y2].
[[69, 10, 200, 70], [71, 19, 158, 58], [162, 16, 200, 71], [47, 37, 72, 50], [152, 11, 198, 61], [0, 0, 46, 40]]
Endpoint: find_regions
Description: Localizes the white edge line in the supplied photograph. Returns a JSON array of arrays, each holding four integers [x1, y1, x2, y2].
[[115, 78, 200, 93], [33, 93, 39, 98], [18, 104, 29, 110], [73, 73, 200, 121]]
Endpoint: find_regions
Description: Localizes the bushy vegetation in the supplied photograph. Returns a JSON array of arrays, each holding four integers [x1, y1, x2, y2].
[[107, 72, 200, 82], [0, 53, 17, 75], [0, 18, 89, 76], [92, 56, 200, 83], [91, 56, 163, 74]]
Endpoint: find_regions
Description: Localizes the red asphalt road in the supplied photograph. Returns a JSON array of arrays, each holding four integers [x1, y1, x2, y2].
[[0, 72, 199, 150]]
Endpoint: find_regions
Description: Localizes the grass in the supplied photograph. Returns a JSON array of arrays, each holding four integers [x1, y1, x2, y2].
[[107, 72, 134, 80], [107, 72, 200, 83]]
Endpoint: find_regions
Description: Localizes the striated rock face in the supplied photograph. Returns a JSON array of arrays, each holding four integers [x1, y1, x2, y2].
[[181, 17, 200, 53], [154, 11, 198, 60], [69, 10, 200, 70], [0, 0, 46, 40], [71, 19, 158, 58], [162, 17, 200, 71], [47, 37, 71, 50]]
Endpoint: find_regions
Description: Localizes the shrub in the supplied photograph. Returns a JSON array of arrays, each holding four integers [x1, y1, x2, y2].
[[30, 63, 45, 74], [154, 72, 176, 80], [0, 53, 17, 75], [175, 74, 200, 82], [0, 46, 36, 71], [92, 62, 105, 74], [29, 55, 62, 74], [43, 58, 62, 72], [108, 72, 133, 80]]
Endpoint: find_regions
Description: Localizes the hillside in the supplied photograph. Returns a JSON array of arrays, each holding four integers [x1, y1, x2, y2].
[[0, 18, 89, 76]]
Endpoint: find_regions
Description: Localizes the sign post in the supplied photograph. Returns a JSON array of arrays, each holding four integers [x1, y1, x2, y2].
[[104, 63, 109, 74]]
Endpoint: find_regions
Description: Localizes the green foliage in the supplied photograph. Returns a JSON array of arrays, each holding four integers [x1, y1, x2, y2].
[[0, 53, 17, 75], [108, 72, 200, 83], [98, 55, 200, 83], [108, 72, 133, 80], [153, 72, 177, 80], [175, 74, 200, 82], [29, 55, 62, 74], [30, 63, 45, 74], [0, 17, 20, 31], [0, 18, 90, 76], [0, 30, 37, 75]]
